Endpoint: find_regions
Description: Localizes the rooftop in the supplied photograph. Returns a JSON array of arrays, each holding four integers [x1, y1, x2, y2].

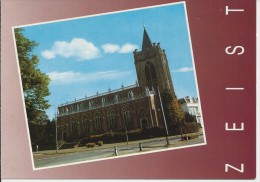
[[58, 83, 139, 107]]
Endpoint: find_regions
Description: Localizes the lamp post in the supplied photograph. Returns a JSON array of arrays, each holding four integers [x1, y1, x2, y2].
[[124, 124, 129, 145], [157, 88, 170, 145], [119, 114, 129, 145], [55, 111, 58, 153]]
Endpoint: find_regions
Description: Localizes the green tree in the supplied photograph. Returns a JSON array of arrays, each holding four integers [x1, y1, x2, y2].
[[15, 28, 50, 124], [162, 90, 185, 136], [184, 112, 197, 123], [162, 90, 185, 125]]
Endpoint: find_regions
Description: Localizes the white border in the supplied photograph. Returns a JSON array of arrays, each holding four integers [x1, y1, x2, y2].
[[12, 1, 206, 171], [11, 30, 36, 171]]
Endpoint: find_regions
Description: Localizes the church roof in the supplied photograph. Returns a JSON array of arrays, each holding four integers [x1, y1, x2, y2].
[[142, 28, 153, 50]]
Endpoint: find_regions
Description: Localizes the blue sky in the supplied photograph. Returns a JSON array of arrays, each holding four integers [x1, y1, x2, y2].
[[20, 2, 198, 120]]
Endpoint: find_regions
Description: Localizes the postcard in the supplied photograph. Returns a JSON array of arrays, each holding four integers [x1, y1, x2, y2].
[[1, 0, 256, 179]]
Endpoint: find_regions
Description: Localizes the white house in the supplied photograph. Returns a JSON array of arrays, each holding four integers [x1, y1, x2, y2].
[[178, 96, 202, 124]]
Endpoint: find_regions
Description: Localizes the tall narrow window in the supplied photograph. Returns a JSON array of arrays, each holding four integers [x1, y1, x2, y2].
[[108, 109, 117, 130], [123, 106, 132, 129], [71, 118, 78, 135], [128, 91, 134, 100], [70, 106, 74, 113], [114, 94, 118, 103], [145, 62, 157, 90], [94, 113, 102, 132], [139, 109, 148, 129], [82, 115, 90, 133], [80, 103, 84, 111], [102, 98, 106, 107], [89, 100, 94, 109], [61, 108, 64, 115]]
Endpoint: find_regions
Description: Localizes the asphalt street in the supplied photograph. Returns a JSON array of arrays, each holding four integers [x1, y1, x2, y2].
[[34, 135, 205, 169]]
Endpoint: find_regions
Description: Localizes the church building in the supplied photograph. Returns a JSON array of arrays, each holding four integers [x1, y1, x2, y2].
[[57, 28, 177, 141]]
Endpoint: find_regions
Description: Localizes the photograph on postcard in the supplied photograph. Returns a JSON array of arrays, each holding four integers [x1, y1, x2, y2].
[[13, 2, 206, 169]]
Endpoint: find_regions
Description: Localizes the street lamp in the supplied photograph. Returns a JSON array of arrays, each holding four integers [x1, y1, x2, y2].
[[54, 111, 58, 153], [157, 88, 170, 146], [118, 114, 129, 145], [53, 105, 62, 153], [124, 123, 129, 145]]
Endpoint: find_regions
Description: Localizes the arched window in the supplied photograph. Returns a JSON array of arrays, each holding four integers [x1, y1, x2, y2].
[[139, 109, 148, 129], [82, 115, 90, 133], [128, 91, 134, 100], [61, 108, 64, 114], [123, 106, 132, 129], [145, 62, 157, 90], [107, 109, 117, 130], [94, 113, 103, 132], [89, 100, 95, 109], [79, 103, 84, 111], [113, 94, 119, 103], [139, 109, 146, 118], [71, 118, 78, 135], [102, 97, 106, 107]]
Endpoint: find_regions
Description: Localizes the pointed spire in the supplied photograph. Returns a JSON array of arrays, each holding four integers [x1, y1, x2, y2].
[[142, 27, 152, 51]]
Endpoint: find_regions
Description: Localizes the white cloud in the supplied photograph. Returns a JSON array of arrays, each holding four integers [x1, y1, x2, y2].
[[102, 43, 138, 54], [102, 44, 120, 53], [173, 67, 194, 73], [41, 50, 55, 59], [118, 43, 138, 53], [47, 70, 131, 84], [41, 38, 100, 61]]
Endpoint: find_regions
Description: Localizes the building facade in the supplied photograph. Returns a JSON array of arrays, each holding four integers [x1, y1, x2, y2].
[[178, 96, 202, 124], [57, 28, 177, 141]]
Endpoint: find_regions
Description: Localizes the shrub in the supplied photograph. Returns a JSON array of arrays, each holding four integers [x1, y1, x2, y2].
[[73, 142, 79, 148], [182, 135, 189, 140], [188, 134, 198, 139], [148, 127, 165, 137], [140, 127, 165, 139], [182, 122, 200, 134], [86, 143, 96, 148], [182, 133, 198, 140], [169, 122, 200, 135], [96, 141, 104, 146], [184, 112, 197, 123], [128, 129, 143, 141], [114, 132, 128, 143]]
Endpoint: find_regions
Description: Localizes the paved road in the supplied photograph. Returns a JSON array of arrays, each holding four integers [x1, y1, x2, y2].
[[34, 147, 116, 168], [34, 135, 205, 169]]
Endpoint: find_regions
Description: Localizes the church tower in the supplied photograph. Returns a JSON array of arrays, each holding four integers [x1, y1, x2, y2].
[[133, 28, 174, 93]]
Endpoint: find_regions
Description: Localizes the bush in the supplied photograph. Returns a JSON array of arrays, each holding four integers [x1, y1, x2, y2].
[[86, 143, 96, 148], [188, 134, 198, 139], [96, 141, 104, 146], [184, 112, 197, 123], [79, 127, 168, 146], [128, 129, 143, 141], [182, 122, 200, 134], [169, 122, 200, 135], [141, 127, 165, 139], [182, 134, 198, 140]]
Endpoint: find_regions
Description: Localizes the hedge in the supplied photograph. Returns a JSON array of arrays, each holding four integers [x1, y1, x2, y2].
[[169, 122, 201, 135], [77, 127, 167, 146]]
